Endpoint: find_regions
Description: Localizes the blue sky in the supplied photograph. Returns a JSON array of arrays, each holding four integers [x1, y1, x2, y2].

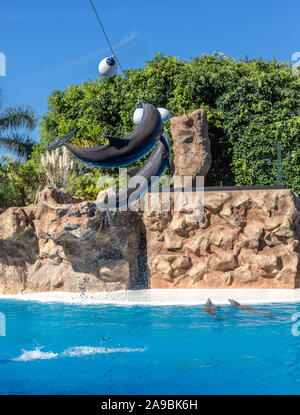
[[0, 0, 299, 145]]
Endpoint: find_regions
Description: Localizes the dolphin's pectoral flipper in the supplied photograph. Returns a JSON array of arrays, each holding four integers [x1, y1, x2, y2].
[[47, 128, 77, 151], [168, 157, 175, 174], [127, 167, 141, 177], [104, 135, 129, 148]]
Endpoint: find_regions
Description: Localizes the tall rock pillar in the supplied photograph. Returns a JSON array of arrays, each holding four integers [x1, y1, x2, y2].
[[170, 109, 211, 185]]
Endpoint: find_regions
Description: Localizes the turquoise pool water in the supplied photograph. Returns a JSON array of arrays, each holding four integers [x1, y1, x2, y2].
[[0, 299, 299, 395]]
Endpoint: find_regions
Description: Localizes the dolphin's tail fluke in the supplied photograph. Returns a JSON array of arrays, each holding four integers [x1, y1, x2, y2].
[[47, 129, 77, 151]]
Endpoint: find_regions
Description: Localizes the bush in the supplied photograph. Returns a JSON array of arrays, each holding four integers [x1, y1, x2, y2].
[[40, 53, 300, 193], [0, 156, 46, 208]]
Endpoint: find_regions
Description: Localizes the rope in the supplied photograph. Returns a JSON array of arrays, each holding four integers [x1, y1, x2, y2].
[[89, 0, 140, 101]]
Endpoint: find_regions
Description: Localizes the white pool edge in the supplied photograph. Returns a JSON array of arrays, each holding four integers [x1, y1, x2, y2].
[[1, 289, 300, 306]]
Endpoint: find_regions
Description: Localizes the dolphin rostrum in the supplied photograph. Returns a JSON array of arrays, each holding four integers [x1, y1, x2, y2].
[[47, 101, 162, 168], [96, 131, 174, 210], [204, 299, 217, 317]]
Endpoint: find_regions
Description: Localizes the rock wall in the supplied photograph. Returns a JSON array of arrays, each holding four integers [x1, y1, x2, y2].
[[1, 107, 300, 293], [0, 188, 145, 294], [0, 187, 299, 293], [143, 189, 300, 289]]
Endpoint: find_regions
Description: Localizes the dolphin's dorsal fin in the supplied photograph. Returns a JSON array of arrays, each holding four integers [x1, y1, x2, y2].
[[127, 167, 140, 177], [168, 157, 175, 174], [228, 299, 240, 308], [104, 135, 129, 148]]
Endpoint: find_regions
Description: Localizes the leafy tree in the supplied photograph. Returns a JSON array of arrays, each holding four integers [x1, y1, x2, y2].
[[0, 89, 40, 208], [41, 53, 300, 194]]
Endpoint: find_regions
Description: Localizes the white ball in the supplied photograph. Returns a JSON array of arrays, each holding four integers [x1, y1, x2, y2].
[[133, 106, 144, 126], [133, 106, 171, 126], [98, 56, 118, 78], [158, 107, 171, 122]]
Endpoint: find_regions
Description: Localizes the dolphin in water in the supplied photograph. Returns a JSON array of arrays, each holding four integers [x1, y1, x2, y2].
[[47, 101, 162, 168], [228, 299, 277, 317], [204, 299, 217, 317], [96, 131, 174, 210]]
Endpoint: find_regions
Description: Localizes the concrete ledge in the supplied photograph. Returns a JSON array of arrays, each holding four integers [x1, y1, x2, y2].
[[1, 288, 300, 305]]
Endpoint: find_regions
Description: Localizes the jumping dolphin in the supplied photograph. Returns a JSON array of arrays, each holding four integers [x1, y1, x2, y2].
[[204, 299, 217, 317], [96, 131, 174, 210], [47, 102, 162, 168], [228, 299, 277, 317]]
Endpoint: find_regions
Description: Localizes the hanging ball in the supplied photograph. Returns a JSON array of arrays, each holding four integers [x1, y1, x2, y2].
[[98, 56, 118, 78], [157, 107, 171, 122], [133, 105, 171, 126], [133, 103, 144, 126]]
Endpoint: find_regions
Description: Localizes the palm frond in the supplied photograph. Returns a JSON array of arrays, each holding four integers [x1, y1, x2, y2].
[[0, 133, 35, 159], [0, 105, 37, 131]]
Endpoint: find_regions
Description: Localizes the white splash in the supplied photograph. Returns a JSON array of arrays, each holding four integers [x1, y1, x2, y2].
[[12, 347, 58, 361], [12, 345, 147, 362], [62, 346, 147, 357]]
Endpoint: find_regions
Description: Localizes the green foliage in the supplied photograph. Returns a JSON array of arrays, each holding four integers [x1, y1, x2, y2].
[[1, 52, 299, 209], [66, 164, 127, 200], [67, 169, 104, 200], [0, 156, 46, 208], [40, 53, 300, 194], [0, 90, 40, 207]]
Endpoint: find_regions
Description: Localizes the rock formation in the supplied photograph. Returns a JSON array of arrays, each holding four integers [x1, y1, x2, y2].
[[0, 187, 145, 294], [170, 109, 211, 183], [143, 189, 300, 288], [0, 187, 299, 293]]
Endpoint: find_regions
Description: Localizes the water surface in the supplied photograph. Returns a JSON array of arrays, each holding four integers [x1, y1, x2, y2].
[[0, 299, 299, 394]]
